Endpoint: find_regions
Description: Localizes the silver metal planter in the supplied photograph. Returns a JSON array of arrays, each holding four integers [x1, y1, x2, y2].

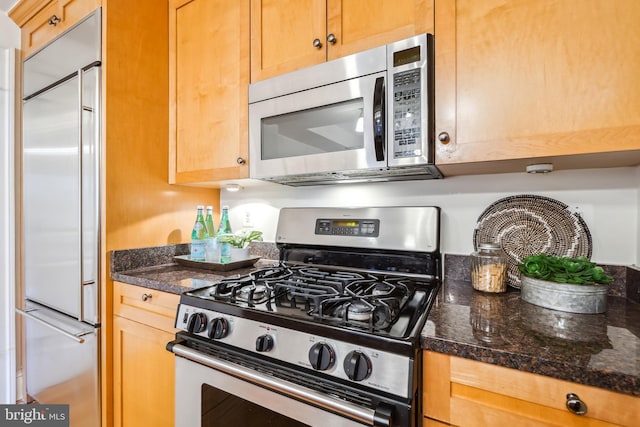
[[520, 276, 608, 314]]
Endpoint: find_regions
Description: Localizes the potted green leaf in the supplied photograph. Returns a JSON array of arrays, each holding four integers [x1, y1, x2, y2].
[[518, 254, 613, 314], [218, 230, 263, 260]]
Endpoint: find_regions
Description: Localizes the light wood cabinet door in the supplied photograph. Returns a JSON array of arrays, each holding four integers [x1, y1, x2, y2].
[[18, 0, 101, 58], [326, 0, 433, 60], [423, 351, 640, 427], [169, 0, 250, 185], [251, 0, 434, 81], [113, 283, 179, 427], [434, 0, 640, 175], [113, 316, 175, 427], [250, 0, 326, 81]]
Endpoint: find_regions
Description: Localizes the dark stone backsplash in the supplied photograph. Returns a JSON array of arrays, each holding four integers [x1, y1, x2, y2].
[[110, 242, 280, 274], [111, 245, 637, 302]]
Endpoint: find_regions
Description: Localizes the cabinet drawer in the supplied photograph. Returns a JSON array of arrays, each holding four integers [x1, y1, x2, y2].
[[21, 0, 101, 58], [449, 356, 638, 427], [21, 1, 58, 56], [113, 281, 179, 333], [423, 351, 639, 427]]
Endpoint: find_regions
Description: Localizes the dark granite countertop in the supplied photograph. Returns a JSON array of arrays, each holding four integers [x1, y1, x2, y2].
[[111, 260, 279, 294], [109, 242, 280, 294], [421, 279, 640, 397], [111, 244, 639, 398]]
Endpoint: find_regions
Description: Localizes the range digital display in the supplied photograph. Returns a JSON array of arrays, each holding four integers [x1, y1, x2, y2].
[[333, 220, 359, 228], [315, 218, 380, 237]]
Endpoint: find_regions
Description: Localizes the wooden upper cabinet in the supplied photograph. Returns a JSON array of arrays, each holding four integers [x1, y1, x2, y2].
[[251, 0, 434, 82], [251, 0, 326, 81], [169, 0, 250, 185], [14, 0, 101, 58], [434, 0, 640, 174]]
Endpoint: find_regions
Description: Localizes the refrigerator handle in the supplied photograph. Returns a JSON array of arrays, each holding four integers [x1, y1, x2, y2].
[[16, 308, 88, 344], [77, 68, 85, 323]]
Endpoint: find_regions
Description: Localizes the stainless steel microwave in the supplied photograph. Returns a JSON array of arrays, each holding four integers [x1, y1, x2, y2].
[[248, 33, 442, 186]]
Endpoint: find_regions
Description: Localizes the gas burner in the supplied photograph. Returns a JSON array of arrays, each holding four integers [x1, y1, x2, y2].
[[237, 283, 269, 301], [347, 300, 374, 321], [372, 282, 395, 296]]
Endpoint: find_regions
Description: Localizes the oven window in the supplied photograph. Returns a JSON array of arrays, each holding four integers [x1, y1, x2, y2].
[[201, 384, 310, 427], [260, 98, 364, 160]]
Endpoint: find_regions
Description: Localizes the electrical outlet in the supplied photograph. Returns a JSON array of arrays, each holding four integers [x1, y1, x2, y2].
[[242, 211, 252, 227]]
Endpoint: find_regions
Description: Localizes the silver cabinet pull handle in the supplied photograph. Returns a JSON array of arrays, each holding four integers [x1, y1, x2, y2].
[[312, 38, 322, 49], [438, 132, 451, 144], [236, 157, 246, 165], [566, 393, 588, 415], [16, 308, 87, 344], [48, 15, 61, 26], [141, 293, 152, 302], [327, 33, 337, 45]]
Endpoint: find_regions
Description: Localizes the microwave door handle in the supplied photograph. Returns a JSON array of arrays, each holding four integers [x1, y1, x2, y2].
[[373, 76, 385, 161]]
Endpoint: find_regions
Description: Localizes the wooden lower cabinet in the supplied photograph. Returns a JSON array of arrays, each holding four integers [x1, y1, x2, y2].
[[423, 350, 639, 427], [113, 282, 179, 427]]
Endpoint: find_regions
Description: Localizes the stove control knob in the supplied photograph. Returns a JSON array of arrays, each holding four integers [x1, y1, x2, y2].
[[186, 312, 207, 333], [255, 334, 274, 352], [308, 343, 335, 371], [343, 350, 372, 382], [207, 317, 229, 339]]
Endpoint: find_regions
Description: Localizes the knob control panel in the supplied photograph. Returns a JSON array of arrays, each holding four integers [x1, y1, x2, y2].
[[256, 334, 274, 352], [308, 342, 335, 371], [208, 317, 229, 339], [186, 312, 207, 333], [174, 303, 410, 397], [343, 350, 372, 381]]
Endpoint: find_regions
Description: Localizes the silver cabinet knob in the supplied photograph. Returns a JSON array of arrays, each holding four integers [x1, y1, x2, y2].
[[312, 38, 323, 49], [327, 33, 337, 45], [566, 393, 587, 415], [48, 15, 61, 26], [438, 132, 451, 144], [236, 157, 246, 165], [141, 293, 152, 302]]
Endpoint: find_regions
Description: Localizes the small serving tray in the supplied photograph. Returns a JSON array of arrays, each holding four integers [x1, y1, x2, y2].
[[173, 255, 261, 271]]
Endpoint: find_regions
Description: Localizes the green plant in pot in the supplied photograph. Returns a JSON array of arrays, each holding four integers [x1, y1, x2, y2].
[[217, 230, 263, 260], [518, 254, 613, 314], [518, 254, 613, 285]]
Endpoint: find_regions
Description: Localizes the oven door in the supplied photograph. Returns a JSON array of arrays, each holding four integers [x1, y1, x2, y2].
[[248, 71, 386, 181], [173, 344, 392, 427]]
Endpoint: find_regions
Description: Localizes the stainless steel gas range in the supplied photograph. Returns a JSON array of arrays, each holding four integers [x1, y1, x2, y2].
[[167, 207, 441, 427]]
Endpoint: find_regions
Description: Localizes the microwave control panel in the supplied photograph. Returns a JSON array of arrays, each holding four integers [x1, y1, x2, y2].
[[392, 68, 422, 159]]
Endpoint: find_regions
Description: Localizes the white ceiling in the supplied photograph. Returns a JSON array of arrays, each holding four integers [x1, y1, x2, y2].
[[0, 0, 18, 13]]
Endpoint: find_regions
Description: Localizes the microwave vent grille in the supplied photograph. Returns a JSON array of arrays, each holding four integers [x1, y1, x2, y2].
[[262, 165, 443, 187]]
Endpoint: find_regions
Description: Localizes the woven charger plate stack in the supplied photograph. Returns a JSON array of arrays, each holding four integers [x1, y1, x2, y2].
[[473, 195, 592, 288]]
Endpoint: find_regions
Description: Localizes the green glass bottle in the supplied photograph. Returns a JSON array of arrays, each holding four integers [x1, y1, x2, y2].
[[217, 205, 233, 263], [204, 206, 218, 262], [190, 205, 208, 261]]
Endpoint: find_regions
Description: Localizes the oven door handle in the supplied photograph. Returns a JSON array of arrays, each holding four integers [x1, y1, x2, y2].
[[170, 343, 392, 427]]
